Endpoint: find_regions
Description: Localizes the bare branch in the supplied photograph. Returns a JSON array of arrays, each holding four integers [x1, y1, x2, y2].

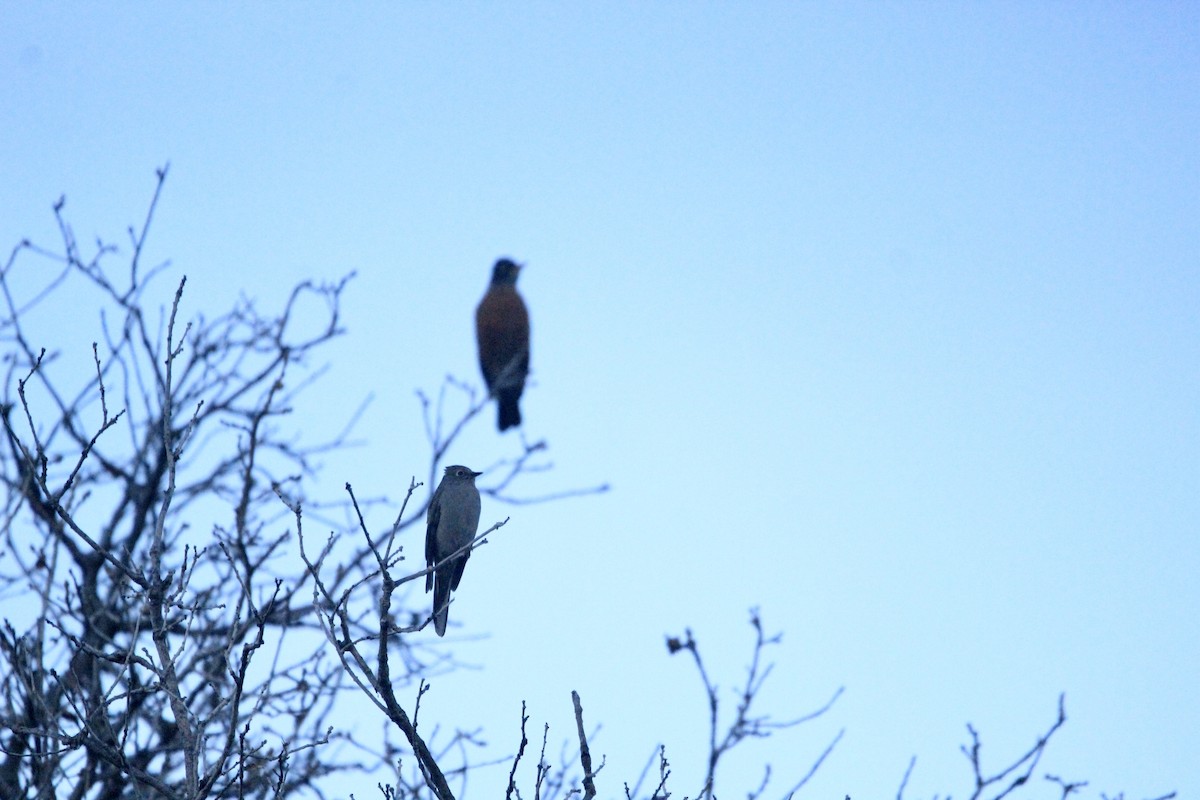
[[571, 691, 599, 800]]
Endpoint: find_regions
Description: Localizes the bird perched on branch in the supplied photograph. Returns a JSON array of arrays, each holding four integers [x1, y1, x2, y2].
[[425, 465, 483, 636], [475, 258, 530, 432]]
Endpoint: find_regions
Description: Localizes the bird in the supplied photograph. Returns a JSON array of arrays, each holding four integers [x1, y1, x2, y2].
[[425, 464, 483, 636], [475, 258, 530, 432]]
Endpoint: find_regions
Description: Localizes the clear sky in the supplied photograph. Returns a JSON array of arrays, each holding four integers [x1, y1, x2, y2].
[[3, 3, 1197, 798]]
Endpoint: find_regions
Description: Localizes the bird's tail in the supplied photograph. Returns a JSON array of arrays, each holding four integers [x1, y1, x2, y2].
[[433, 574, 451, 637], [497, 391, 522, 432]]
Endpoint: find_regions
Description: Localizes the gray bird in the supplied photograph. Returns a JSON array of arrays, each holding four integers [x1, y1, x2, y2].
[[425, 465, 483, 636]]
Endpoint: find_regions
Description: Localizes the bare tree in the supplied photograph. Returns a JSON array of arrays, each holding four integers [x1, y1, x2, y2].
[[0, 168, 597, 799], [0, 169, 1174, 800]]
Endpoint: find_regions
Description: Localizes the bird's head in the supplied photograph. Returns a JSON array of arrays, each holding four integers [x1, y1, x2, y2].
[[444, 465, 483, 482], [491, 258, 522, 286]]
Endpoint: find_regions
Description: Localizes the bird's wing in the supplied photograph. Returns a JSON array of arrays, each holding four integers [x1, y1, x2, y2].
[[449, 551, 471, 591], [425, 483, 443, 590]]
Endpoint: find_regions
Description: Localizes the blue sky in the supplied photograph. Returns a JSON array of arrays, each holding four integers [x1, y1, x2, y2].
[[3, 3, 1197, 798]]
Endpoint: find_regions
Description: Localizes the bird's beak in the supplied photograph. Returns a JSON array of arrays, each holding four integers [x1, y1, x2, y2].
[[471, 470, 483, 478]]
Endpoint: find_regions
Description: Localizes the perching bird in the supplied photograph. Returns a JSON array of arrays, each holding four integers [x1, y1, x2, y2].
[[475, 258, 530, 432], [425, 465, 483, 636]]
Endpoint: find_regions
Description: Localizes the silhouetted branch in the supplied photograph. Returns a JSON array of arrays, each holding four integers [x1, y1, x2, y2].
[[667, 609, 843, 800], [572, 691, 600, 799], [961, 693, 1066, 800]]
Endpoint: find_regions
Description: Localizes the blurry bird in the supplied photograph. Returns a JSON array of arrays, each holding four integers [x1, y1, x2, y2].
[[475, 258, 530, 432], [425, 464, 483, 636]]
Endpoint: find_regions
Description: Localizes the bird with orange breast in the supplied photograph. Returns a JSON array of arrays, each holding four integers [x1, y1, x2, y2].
[[475, 258, 530, 432]]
